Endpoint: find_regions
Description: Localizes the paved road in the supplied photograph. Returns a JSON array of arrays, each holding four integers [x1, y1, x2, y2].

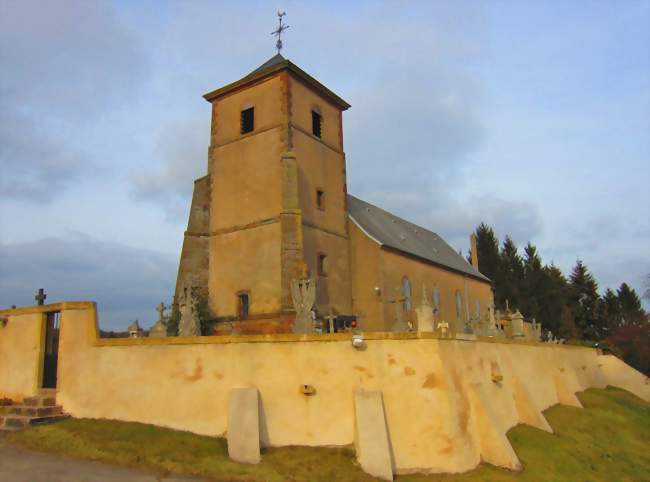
[[0, 434, 208, 482]]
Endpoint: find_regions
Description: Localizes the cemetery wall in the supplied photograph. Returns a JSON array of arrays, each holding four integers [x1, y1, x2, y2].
[[1, 302, 648, 474], [0, 310, 44, 400]]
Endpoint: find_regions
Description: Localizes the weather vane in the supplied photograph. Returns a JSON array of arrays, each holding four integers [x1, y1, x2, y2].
[[271, 11, 290, 54]]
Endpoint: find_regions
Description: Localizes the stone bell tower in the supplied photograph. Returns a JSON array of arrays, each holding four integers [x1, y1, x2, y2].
[[175, 54, 353, 332]]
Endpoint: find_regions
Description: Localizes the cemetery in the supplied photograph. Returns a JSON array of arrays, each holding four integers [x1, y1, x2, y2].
[[0, 298, 647, 479]]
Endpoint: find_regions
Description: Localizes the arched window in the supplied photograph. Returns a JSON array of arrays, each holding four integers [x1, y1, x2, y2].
[[402, 277, 412, 311], [432, 287, 441, 315], [475, 299, 481, 318], [455, 290, 463, 322]]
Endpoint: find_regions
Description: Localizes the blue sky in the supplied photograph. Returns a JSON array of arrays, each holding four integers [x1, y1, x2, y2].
[[1, 0, 648, 330]]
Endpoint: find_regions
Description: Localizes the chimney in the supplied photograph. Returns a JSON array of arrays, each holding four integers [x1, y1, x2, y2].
[[470, 234, 479, 270]]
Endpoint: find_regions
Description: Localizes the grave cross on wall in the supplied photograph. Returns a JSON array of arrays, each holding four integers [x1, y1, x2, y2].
[[35, 288, 46, 306]]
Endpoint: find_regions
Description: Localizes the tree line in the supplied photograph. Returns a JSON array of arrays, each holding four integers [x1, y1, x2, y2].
[[471, 223, 649, 374]]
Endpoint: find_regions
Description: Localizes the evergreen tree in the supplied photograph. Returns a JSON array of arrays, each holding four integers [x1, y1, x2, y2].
[[521, 242, 544, 321], [559, 303, 580, 339], [473, 223, 501, 281], [568, 259, 601, 339], [617, 283, 646, 326], [601, 288, 622, 335], [538, 264, 569, 336], [496, 236, 524, 310]]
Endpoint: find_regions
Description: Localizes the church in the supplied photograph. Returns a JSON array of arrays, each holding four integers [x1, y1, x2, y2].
[[174, 54, 494, 335]]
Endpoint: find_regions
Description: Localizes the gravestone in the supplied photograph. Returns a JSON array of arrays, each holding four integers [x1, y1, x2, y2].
[[179, 291, 201, 337], [149, 302, 168, 338], [531, 318, 541, 342], [354, 389, 394, 481], [485, 305, 498, 337], [290, 277, 316, 334], [436, 319, 450, 338], [324, 311, 337, 334], [128, 320, 142, 338], [510, 310, 525, 337], [227, 387, 261, 464]]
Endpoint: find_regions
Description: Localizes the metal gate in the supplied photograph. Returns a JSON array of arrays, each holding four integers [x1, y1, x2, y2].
[[42, 311, 60, 389]]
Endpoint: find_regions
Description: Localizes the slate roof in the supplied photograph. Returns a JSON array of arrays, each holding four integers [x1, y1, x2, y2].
[[249, 53, 287, 75], [203, 55, 351, 110], [347, 195, 490, 283]]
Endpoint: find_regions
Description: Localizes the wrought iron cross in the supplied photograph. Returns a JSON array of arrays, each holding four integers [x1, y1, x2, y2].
[[271, 11, 289, 54], [35, 288, 46, 306]]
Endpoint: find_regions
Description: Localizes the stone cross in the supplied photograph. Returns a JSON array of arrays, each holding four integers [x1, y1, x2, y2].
[[290, 277, 316, 334], [179, 291, 201, 337], [325, 311, 337, 334], [156, 302, 166, 321], [149, 302, 168, 338], [35, 288, 46, 306]]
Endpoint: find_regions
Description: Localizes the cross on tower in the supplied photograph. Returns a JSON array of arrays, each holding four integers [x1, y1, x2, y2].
[[271, 11, 289, 54], [34, 288, 46, 306]]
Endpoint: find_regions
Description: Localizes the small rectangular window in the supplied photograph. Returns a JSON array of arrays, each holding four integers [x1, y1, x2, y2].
[[312, 110, 322, 138], [317, 253, 327, 276], [238, 293, 249, 320], [316, 189, 325, 210], [241, 107, 254, 134]]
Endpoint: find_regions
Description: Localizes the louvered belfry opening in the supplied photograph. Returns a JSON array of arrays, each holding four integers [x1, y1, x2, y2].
[[241, 107, 254, 134], [312, 110, 322, 138]]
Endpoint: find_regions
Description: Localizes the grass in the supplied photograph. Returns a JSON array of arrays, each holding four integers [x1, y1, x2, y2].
[[6, 387, 650, 482]]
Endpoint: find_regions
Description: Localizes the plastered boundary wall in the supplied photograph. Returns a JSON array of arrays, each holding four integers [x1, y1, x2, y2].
[[1, 302, 648, 475]]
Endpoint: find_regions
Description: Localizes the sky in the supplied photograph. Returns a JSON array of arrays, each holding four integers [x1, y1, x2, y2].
[[1, 0, 648, 330]]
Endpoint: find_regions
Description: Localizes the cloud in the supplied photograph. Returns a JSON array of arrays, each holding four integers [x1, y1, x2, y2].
[[0, 235, 177, 331], [128, 1, 488, 223], [0, 107, 90, 201], [131, 118, 209, 221], [0, 0, 148, 202], [357, 188, 543, 253]]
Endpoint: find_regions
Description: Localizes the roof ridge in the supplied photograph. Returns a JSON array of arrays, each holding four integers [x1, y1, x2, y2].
[[248, 53, 287, 76]]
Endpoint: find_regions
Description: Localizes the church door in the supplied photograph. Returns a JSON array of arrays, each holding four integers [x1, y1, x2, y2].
[[42, 311, 61, 389]]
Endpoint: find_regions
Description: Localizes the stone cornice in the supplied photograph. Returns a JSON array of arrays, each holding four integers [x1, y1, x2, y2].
[[0, 301, 96, 317], [203, 61, 351, 111]]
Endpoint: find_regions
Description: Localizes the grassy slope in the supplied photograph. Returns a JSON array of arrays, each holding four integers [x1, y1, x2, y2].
[[6, 387, 650, 482]]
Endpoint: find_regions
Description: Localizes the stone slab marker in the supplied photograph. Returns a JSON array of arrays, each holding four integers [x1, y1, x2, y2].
[[354, 389, 393, 481], [227, 387, 261, 464]]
